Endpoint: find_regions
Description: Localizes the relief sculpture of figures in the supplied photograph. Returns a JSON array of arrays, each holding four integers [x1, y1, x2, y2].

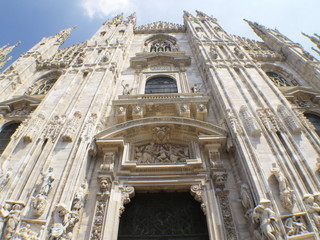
[[303, 194, 320, 228], [134, 142, 189, 164], [284, 216, 307, 236], [3, 203, 24, 239], [252, 204, 280, 240], [0, 204, 10, 239], [271, 163, 295, 210]]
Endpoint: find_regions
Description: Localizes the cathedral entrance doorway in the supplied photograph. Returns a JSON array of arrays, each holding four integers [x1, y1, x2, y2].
[[118, 192, 209, 240]]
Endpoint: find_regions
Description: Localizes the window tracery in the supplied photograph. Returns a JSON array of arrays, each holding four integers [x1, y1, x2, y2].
[[266, 72, 291, 87], [26, 74, 60, 95], [150, 40, 172, 52]]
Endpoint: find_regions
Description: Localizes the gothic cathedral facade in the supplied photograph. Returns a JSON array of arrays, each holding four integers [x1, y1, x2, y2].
[[0, 11, 320, 240]]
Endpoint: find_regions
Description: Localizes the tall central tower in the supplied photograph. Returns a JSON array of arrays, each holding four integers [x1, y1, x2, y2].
[[0, 11, 319, 240]]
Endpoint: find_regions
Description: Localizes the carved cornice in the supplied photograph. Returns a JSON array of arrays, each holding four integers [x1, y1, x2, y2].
[[130, 52, 191, 68], [134, 21, 186, 34]]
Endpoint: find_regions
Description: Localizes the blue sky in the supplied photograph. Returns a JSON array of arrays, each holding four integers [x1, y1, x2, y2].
[[1, 0, 319, 67]]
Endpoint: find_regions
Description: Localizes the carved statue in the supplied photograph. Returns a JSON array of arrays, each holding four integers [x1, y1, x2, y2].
[[191, 83, 201, 93], [271, 163, 295, 210], [49, 205, 79, 240], [121, 80, 133, 95], [0, 204, 10, 238], [40, 167, 55, 196], [31, 194, 47, 216], [284, 216, 307, 236], [72, 182, 88, 211], [252, 204, 280, 240], [240, 184, 254, 216], [303, 194, 320, 227], [3, 204, 23, 239]]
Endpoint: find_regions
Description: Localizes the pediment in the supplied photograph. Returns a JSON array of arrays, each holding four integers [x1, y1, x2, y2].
[[280, 86, 320, 102], [130, 52, 191, 68], [95, 117, 227, 144], [0, 95, 42, 112]]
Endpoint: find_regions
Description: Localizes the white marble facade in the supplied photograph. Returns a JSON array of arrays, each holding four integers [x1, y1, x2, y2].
[[0, 11, 319, 240]]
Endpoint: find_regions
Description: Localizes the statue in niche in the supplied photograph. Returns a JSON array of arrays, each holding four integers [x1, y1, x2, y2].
[[271, 163, 295, 210], [134, 142, 189, 164], [240, 183, 254, 218], [121, 80, 133, 95], [40, 167, 55, 196], [71, 182, 88, 211], [209, 45, 218, 59], [252, 204, 280, 240], [0, 204, 10, 238], [284, 216, 307, 236]]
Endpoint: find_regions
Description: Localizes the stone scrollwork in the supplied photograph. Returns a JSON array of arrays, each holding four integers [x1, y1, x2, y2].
[[134, 142, 189, 164], [190, 184, 206, 215], [270, 163, 295, 210], [152, 126, 170, 144], [119, 186, 135, 216]]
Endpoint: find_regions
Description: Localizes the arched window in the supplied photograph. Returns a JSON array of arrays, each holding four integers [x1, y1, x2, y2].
[[150, 40, 172, 52], [26, 72, 62, 96], [145, 76, 178, 94], [304, 113, 320, 136], [0, 122, 20, 154], [266, 72, 291, 87]]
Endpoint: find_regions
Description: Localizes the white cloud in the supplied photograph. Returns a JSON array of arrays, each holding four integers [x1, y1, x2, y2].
[[80, 0, 133, 18]]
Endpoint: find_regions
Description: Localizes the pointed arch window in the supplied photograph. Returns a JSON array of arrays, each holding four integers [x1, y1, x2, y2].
[[0, 122, 20, 154], [145, 76, 178, 94], [266, 72, 291, 87], [150, 40, 172, 52]]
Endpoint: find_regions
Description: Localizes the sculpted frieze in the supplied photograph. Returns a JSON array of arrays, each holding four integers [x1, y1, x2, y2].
[[134, 142, 189, 164]]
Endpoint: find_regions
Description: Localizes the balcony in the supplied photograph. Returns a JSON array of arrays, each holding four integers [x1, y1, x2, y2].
[[113, 93, 209, 123]]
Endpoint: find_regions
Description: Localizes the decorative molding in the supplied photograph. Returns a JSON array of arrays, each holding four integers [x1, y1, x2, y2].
[[134, 21, 186, 34], [119, 186, 135, 216], [190, 184, 206, 215], [239, 106, 261, 137]]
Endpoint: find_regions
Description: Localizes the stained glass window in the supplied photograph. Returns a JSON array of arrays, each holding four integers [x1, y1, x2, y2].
[[145, 77, 178, 94], [266, 72, 290, 87]]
